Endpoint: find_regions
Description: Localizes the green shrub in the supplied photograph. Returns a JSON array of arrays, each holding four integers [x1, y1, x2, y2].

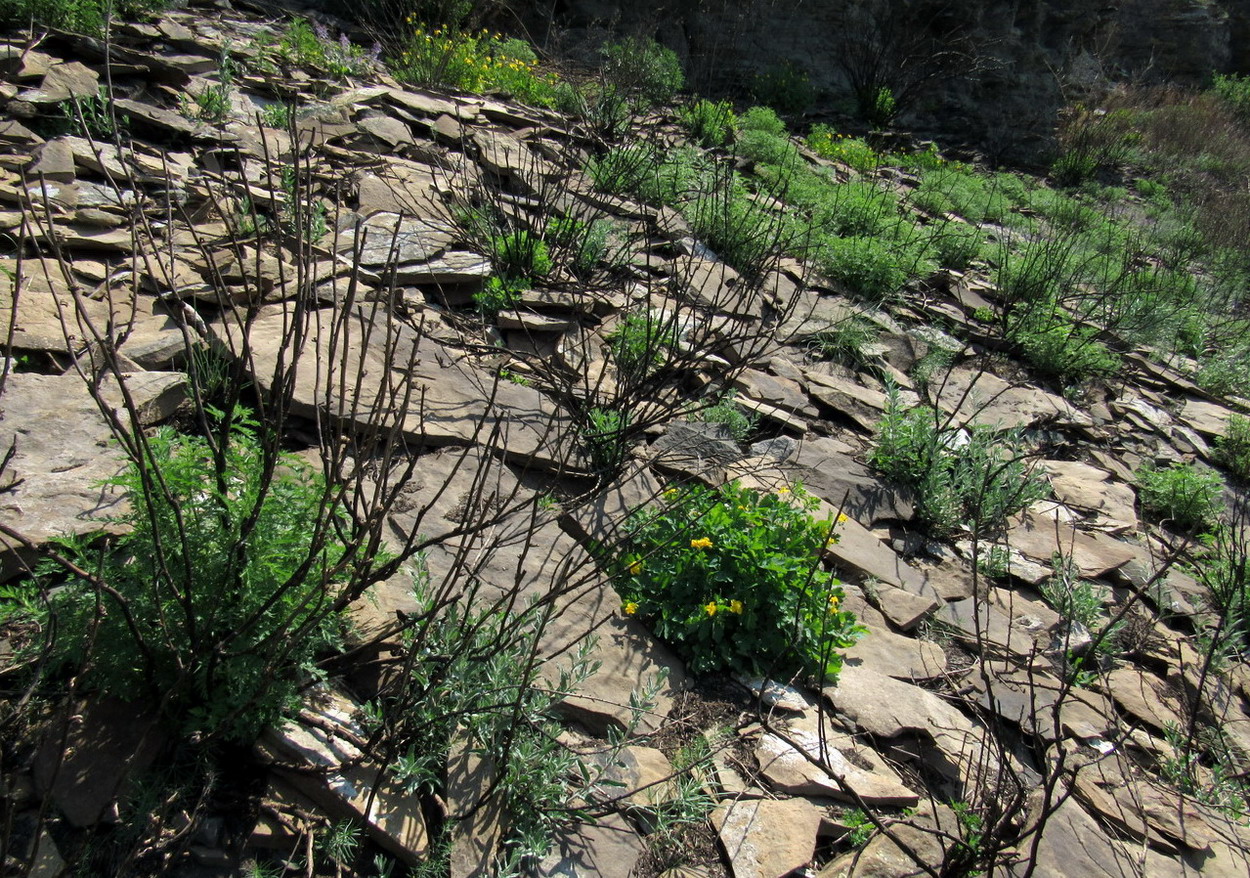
[[1215, 415, 1250, 483], [619, 481, 864, 676], [611, 311, 678, 379], [751, 60, 815, 115], [931, 220, 985, 270], [870, 385, 1049, 536], [1136, 462, 1224, 533], [1212, 72, 1250, 120], [41, 413, 347, 742], [736, 127, 799, 167], [690, 391, 756, 442], [681, 98, 736, 149], [816, 235, 915, 302], [548, 216, 613, 278], [807, 126, 880, 173], [589, 145, 711, 206], [584, 406, 632, 474], [738, 105, 787, 137], [914, 166, 1015, 224], [474, 275, 527, 315], [0, 0, 164, 35], [602, 36, 683, 105], [1040, 553, 1113, 635], [805, 317, 880, 370], [810, 181, 899, 237], [490, 230, 551, 279], [393, 25, 556, 106], [277, 18, 379, 79], [553, 80, 632, 139], [683, 185, 786, 275], [1008, 308, 1120, 385], [1196, 346, 1250, 398]]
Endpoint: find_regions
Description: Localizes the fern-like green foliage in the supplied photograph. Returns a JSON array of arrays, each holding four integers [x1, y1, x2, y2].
[[44, 411, 348, 742]]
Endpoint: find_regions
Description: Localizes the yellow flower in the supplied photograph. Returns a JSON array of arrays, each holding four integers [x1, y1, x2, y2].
[[623, 600, 639, 616], [690, 537, 713, 550], [705, 602, 718, 617], [729, 599, 744, 615], [628, 560, 643, 576], [663, 487, 680, 501], [777, 486, 791, 495], [836, 512, 849, 524], [828, 595, 840, 612]]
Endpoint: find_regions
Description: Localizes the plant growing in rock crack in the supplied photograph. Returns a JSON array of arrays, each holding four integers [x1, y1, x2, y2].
[[582, 406, 632, 475], [1135, 461, 1224, 534], [1215, 414, 1250, 484], [181, 48, 236, 124], [869, 382, 1050, 537], [618, 481, 864, 677], [32, 410, 349, 743], [689, 390, 756, 443], [637, 732, 720, 872], [610, 310, 678, 380], [1040, 552, 1120, 656], [680, 98, 736, 149]]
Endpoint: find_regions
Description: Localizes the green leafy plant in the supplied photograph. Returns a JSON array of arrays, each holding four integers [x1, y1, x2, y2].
[[807, 126, 880, 173], [182, 49, 235, 124], [490, 230, 552, 279], [259, 102, 293, 129], [0, 0, 163, 36], [277, 18, 379, 79], [690, 390, 756, 443], [583, 406, 632, 474], [680, 98, 736, 149], [1215, 414, 1250, 483], [279, 167, 327, 242], [1135, 462, 1224, 533], [841, 809, 876, 848], [1040, 552, 1119, 651], [619, 481, 864, 676], [1159, 721, 1250, 819], [805, 317, 880, 371], [601, 36, 683, 105], [474, 275, 527, 316], [870, 384, 1049, 536], [59, 85, 126, 140], [816, 235, 915, 303], [368, 583, 619, 864], [393, 25, 556, 106], [610, 310, 678, 379], [39, 411, 348, 743]]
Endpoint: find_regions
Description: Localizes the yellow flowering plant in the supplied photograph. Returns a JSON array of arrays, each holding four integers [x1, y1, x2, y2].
[[618, 480, 864, 677], [391, 26, 558, 108]]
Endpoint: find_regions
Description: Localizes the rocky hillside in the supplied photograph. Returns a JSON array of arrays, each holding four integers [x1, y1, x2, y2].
[[2, 2, 1250, 878]]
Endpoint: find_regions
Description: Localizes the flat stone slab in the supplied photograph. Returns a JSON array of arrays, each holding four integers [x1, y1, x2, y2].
[[211, 303, 571, 469], [804, 370, 889, 432], [535, 813, 645, 878], [824, 665, 998, 794], [258, 688, 428, 865], [1006, 508, 1137, 579], [713, 797, 822, 878], [1181, 397, 1238, 438], [1042, 460, 1138, 531], [935, 367, 1092, 430], [0, 373, 129, 579], [756, 727, 919, 806], [786, 436, 914, 525]]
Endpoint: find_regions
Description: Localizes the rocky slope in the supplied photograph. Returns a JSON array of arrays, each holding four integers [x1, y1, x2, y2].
[[1, 3, 1250, 878]]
